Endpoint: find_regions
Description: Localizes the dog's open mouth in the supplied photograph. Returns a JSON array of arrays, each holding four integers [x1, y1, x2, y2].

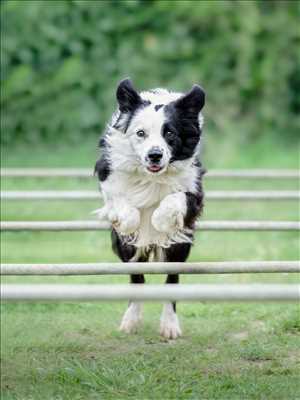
[[147, 165, 163, 173]]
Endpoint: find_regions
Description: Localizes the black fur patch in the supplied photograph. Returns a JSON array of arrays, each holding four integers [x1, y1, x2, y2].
[[175, 85, 205, 116], [165, 242, 191, 313], [185, 191, 203, 228], [131, 274, 145, 284], [155, 104, 164, 111], [163, 86, 205, 161], [161, 109, 201, 161], [115, 78, 152, 133], [111, 230, 147, 286], [94, 157, 110, 182], [165, 242, 191, 262], [116, 79, 143, 113], [185, 162, 205, 228], [165, 273, 180, 312], [111, 229, 136, 262], [114, 100, 151, 133], [99, 137, 106, 148]]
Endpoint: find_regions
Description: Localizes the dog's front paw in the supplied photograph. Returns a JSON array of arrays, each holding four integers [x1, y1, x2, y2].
[[109, 205, 140, 235], [151, 193, 186, 233]]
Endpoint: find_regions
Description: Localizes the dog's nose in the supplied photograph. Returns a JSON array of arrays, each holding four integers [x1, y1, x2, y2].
[[147, 148, 163, 163]]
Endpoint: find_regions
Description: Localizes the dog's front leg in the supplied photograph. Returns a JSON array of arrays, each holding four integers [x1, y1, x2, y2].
[[151, 192, 187, 233], [108, 198, 140, 236]]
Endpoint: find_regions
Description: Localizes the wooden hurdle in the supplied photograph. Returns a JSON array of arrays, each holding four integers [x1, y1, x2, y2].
[[1, 261, 299, 275], [2, 261, 299, 302], [1, 190, 299, 201], [1, 168, 299, 179], [1, 220, 299, 231], [1, 284, 299, 302], [1, 167, 299, 304]]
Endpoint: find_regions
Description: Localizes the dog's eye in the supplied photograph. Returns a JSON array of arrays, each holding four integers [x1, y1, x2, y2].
[[166, 131, 174, 137], [136, 130, 146, 138]]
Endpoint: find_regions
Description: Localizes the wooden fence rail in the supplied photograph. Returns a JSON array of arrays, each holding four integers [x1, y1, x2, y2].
[[2, 284, 299, 302], [2, 190, 299, 201], [1, 220, 299, 232], [1, 261, 299, 275], [1, 168, 299, 179]]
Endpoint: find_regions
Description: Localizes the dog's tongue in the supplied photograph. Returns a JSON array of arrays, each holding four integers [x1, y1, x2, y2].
[[148, 165, 161, 172]]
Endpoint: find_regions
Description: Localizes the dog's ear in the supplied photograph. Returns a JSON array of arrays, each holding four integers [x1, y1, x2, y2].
[[116, 78, 142, 113], [175, 85, 205, 115]]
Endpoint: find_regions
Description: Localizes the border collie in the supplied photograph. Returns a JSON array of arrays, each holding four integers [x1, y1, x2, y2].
[[95, 79, 205, 339]]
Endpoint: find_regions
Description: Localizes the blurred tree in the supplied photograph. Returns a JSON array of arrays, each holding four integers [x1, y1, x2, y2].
[[1, 0, 299, 145]]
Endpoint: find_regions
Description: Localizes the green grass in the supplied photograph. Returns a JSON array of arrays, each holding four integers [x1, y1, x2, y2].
[[1, 137, 300, 399]]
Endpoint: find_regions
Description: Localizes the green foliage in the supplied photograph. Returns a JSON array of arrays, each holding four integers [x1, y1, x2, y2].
[[1, 0, 299, 145]]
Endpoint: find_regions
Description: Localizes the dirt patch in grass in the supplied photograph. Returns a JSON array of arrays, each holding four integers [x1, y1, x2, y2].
[[251, 320, 267, 330], [230, 331, 249, 341], [287, 350, 300, 365]]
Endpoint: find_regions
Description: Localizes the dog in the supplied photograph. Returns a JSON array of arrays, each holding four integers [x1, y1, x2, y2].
[[95, 79, 205, 339]]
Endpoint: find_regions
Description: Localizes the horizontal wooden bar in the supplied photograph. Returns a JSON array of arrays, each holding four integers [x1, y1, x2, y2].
[[1, 220, 299, 232], [1, 168, 299, 179], [1, 284, 299, 302], [2, 190, 299, 201], [1, 261, 299, 275]]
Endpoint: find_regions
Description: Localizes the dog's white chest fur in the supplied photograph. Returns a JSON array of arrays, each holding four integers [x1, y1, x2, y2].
[[98, 164, 197, 247]]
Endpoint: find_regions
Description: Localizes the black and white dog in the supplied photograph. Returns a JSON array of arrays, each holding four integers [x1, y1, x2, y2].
[[95, 79, 205, 339]]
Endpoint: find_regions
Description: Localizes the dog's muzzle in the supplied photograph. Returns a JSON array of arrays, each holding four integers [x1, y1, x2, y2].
[[145, 147, 164, 173]]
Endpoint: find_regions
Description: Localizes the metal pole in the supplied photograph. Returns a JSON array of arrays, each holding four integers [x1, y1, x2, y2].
[[2, 284, 299, 302], [1, 168, 299, 179], [1, 261, 299, 275], [1, 220, 299, 231], [1, 190, 300, 201]]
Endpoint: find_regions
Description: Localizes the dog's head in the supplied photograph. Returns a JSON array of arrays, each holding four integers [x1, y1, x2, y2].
[[111, 78, 205, 175]]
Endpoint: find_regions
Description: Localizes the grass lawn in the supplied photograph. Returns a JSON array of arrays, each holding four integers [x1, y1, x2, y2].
[[1, 136, 300, 399]]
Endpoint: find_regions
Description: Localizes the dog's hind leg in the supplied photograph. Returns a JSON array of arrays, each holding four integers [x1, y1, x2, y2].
[[119, 274, 144, 334], [160, 243, 191, 339], [160, 274, 182, 340], [114, 238, 145, 334]]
